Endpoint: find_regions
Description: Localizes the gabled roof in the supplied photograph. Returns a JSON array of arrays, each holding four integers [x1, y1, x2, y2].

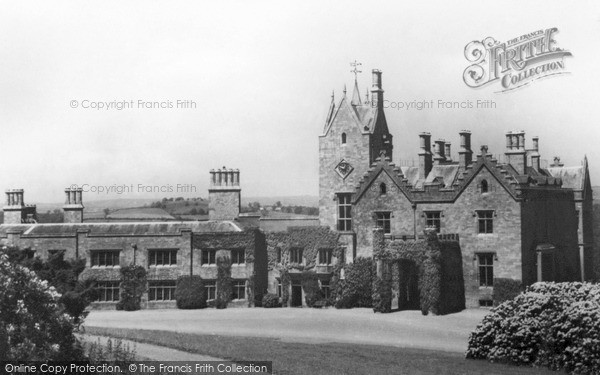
[[352, 151, 552, 204]]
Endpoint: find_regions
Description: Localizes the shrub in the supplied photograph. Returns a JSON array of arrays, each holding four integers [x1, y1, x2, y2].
[[335, 257, 375, 309], [3, 248, 96, 324], [0, 254, 82, 360], [253, 292, 263, 308], [175, 276, 206, 309], [466, 282, 600, 374], [301, 271, 323, 307], [280, 269, 291, 307], [85, 337, 137, 364], [372, 277, 392, 313], [492, 278, 522, 306], [262, 293, 281, 308], [116, 265, 147, 311], [215, 251, 232, 309]]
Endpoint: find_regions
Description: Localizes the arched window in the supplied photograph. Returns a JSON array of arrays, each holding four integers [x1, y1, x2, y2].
[[341, 133, 347, 144], [481, 179, 488, 193], [380, 183, 387, 195]]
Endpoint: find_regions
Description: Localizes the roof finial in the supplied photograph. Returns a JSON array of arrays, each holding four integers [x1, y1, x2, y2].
[[350, 60, 362, 81], [331, 90, 335, 102], [343, 84, 347, 96], [364, 87, 369, 104]]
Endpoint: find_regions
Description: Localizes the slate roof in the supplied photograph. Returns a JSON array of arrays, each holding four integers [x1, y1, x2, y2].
[[322, 84, 384, 136], [352, 149, 581, 204], [0, 221, 241, 237], [546, 166, 584, 190]]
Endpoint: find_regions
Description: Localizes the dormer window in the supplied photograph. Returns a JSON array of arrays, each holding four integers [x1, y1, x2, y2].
[[380, 183, 387, 195], [341, 133, 347, 145], [480, 179, 488, 193]]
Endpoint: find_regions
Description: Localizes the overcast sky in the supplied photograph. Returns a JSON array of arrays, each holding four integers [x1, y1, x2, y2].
[[1, 0, 599, 203]]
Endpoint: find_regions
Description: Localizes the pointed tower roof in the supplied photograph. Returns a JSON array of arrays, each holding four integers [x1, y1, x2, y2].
[[351, 78, 361, 106], [323, 91, 336, 133]]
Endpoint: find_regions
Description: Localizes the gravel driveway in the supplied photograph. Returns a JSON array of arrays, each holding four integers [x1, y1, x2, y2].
[[84, 307, 488, 353]]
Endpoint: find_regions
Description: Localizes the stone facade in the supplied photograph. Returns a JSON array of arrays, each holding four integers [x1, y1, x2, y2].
[[319, 71, 393, 231], [0, 221, 259, 309], [319, 68, 593, 308], [0, 168, 270, 310], [265, 226, 341, 307]]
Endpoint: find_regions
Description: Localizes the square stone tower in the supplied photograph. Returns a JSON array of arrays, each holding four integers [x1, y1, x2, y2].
[[209, 167, 241, 221], [318, 69, 393, 230]]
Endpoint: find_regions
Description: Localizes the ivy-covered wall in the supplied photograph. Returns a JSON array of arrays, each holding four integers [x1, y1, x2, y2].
[[192, 228, 267, 307], [265, 226, 343, 306], [372, 228, 465, 315]]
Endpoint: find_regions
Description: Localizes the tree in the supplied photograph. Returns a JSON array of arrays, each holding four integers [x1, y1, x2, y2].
[[103, 208, 110, 218], [0, 253, 83, 360], [3, 248, 98, 326]]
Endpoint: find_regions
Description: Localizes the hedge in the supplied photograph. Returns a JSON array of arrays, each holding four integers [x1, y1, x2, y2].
[[466, 282, 600, 374], [116, 265, 147, 311], [492, 278, 522, 306], [301, 271, 323, 307], [262, 293, 281, 308], [175, 276, 206, 309], [334, 257, 375, 309]]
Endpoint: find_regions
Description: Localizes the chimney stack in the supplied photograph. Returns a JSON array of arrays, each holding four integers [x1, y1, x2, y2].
[[3, 189, 36, 224], [63, 187, 84, 223], [370, 69, 383, 108], [444, 142, 452, 162], [459, 130, 473, 168], [433, 139, 446, 165], [505, 130, 527, 174], [209, 167, 241, 221], [418, 133, 433, 179], [530, 136, 540, 171], [4, 189, 25, 224], [550, 156, 564, 168]]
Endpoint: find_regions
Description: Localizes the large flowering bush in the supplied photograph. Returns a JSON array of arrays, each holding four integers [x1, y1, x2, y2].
[[466, 282, 600, 374], [0, 254, 82, 360]]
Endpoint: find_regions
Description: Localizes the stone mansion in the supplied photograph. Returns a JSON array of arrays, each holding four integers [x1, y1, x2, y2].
[[0, 68, 593, 309], [319, 69, 593, 307]]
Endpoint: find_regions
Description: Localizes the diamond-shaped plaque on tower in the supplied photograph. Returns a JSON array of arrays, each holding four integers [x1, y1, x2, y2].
[[335, 159, 354, 180]]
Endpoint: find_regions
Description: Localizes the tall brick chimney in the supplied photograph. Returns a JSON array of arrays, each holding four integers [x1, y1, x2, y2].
[[459, 130, 473, 168], [530, 136, 540, 171], [505, 130, 527, 174], [63, 187, 84, 223], [4, 189, 25, 224], [418, 133, 433, 179], [444, 142, 452, 162], [209, 167, 241, 221], [433, 139, 446, 165], [370, 70, 383, 108], [3, 189, 36, 224]]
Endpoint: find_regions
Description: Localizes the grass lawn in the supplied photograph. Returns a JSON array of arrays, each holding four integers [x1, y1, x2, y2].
[[85, 327, 561, 375]]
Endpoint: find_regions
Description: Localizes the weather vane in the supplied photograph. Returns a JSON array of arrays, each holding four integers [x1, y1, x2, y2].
[[350, 60, 362, 80]]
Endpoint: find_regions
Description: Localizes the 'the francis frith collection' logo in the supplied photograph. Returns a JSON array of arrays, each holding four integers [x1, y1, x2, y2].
[[463, 28, 572, 92]]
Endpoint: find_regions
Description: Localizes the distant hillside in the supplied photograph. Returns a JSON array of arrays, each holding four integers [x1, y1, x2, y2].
[[36, 198, 158, 214], [242, 196, 318, 207], [108, 207, 174, 220]]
